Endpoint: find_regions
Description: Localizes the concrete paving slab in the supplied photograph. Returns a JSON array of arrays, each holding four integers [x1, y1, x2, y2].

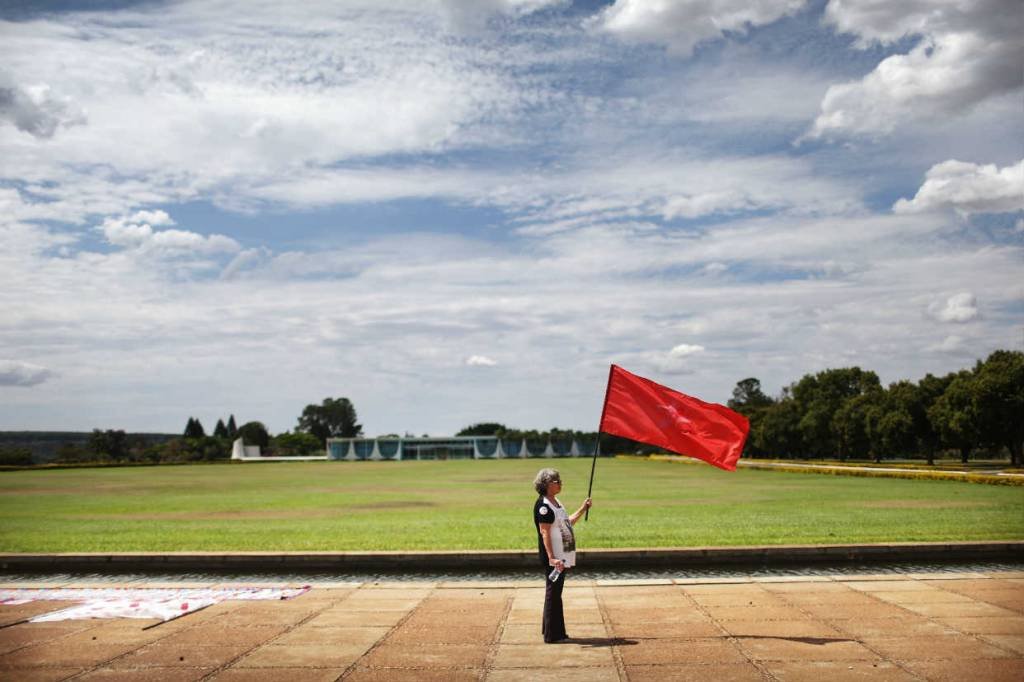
[[0, 667, 80, 681], [797, 601, 914, 620], [272, 625, 390, 647], [761, 660, 917, 681], [0, 640, 132, 669], [777, 590, 881, 606], [360, 642, 490, 668], [119, 642, 252, 668], [617, 637, 747, 666], [499, 623, 606, 644], [623, 662, 764, 681], [344, 668, 483, 681], [492, 642, 615, 668], [305, 610, 408, 627], [719, 619, 843, 638], [157, 624, 289, 647], [861, 633, 1015, 660], [211, 667, 347, 681], [901, 601, 1019, 618], [982, 634, 1024, 654], [689, 592, 789, 607], [487, 666, 619, 681], [872, 589, 976, 604], [937, 616, 1024, 634], [235, 643, 370, 668], [605, 607, 710, 625], [608, 621, 721, 639], [902, 658, 1024, 682], [735, 637, 880, 662], [703, 605, 810, 621], [760, 581, 854, 593], [386, 624, 497, 645], [76, 667, 215, 681], [0, 622, 97, 654], [828, 617, 956, 638], [843, 580, 935, 592]]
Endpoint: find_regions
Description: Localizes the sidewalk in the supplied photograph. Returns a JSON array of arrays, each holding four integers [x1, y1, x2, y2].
[[1, 572, 1022, 681]]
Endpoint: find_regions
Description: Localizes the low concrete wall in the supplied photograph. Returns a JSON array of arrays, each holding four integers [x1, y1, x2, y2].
[[1, 541, 1021, 572]]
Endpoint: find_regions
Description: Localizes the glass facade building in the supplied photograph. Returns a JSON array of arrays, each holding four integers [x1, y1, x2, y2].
[[326, 436, 597, 461]]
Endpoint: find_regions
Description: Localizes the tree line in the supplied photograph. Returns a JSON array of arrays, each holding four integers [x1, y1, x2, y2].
[[33, 397, 364, 465], [727, 349, 1022, 466]]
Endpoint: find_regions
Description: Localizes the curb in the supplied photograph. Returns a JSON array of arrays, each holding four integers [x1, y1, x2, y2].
[[1, 541, 1021, 572]]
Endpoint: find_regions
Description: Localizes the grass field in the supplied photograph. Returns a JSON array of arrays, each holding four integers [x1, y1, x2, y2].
[[1, 458, 1022, 552]]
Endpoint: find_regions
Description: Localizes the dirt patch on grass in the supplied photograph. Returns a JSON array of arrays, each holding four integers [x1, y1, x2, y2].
[[79, 501, 436, 521], [361, 501, 436, 510], [855, 500, 993, 509]]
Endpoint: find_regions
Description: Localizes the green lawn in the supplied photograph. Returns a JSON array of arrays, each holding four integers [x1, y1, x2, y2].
[[1, 458, 1022, 552]]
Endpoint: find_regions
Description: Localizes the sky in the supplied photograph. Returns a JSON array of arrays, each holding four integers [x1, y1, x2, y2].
[[1, 0, 1022, 437]]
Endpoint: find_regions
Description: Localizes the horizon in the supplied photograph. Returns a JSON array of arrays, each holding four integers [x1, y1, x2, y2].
[[2, 0, 1022, 436]]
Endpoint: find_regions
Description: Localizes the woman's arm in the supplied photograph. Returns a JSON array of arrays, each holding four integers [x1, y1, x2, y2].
[[539, 523, 563, 570], [569, 497, 593, 525]]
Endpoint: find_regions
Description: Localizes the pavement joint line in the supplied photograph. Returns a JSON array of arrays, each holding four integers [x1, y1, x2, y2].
[[479, 589, 514, 681], [776, 577, 925, 679], [335, 583, 436, 679], [923, 576, 1024, 660], [594, 581, 627, 681], [678, 580, 778, 681], [194, 585, 350, 681]]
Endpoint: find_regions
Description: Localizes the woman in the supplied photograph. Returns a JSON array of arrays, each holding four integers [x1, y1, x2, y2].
[[533, 467, 592, 643]]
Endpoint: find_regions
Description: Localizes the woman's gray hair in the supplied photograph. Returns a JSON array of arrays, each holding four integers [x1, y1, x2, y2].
[[534, 468, 561, 495]]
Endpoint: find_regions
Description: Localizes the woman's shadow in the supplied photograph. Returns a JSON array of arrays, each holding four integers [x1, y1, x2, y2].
[[564, 636, 638, 648]]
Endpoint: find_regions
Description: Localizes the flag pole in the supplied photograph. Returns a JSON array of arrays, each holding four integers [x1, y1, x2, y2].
[[584, 436, 600, 521], [585, 364, 615, 522]]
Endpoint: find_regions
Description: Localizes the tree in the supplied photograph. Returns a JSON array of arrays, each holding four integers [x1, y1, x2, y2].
[[728, 378, 775, 458], [237, 421, 270, 449], [296, 397, 362, 446], [928, 371, 980, 463], [87, 429, 129, 461], [184, 417, 205, 439], [456, 422, 507, 436], [753, 392, 803, 458], [873, 381, 920, 460], [832, 393, 875, 461], [791, 367, 881, 458], [227, 415, 238, 438], [973, 350, 1024, 465], [213, 419, 229, 439], [728, 378, 773, 411], [916, 373, 951, 465], [271, 432, 322, 457]]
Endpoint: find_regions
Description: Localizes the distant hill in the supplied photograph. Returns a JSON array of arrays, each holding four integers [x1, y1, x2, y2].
[[0, 431, 177, 463]]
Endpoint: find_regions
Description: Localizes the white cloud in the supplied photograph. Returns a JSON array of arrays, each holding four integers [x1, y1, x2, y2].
[[98, 214, 240, 257], [928, 293, 978, 323], [927, 335, 967, 354], [466, 355, 497, 366], [0, 360, 55, 387], [589, 0, 805, 56], [894, 159, 1024, 215], [669, 343, 705, 357], [0, 70, 86, 139], [436, 0, 565, 29], [809, 0, 1023, 137]]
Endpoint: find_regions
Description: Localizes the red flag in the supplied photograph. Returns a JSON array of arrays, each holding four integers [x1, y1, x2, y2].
[[599, 364, 749, 471]]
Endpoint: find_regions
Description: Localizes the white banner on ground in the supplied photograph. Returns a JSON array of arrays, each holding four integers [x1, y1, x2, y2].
[[0, 586, 310, 622]]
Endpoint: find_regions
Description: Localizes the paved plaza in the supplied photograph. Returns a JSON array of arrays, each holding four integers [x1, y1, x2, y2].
[[1, 572, 1023, 681]]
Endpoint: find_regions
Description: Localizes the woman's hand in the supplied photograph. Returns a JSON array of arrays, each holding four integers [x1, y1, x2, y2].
[[582, 497, 592, 510], [549, 558, 565, 571]]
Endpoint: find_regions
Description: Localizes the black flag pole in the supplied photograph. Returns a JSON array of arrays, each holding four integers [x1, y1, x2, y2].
[[585, 364, 615, 521]]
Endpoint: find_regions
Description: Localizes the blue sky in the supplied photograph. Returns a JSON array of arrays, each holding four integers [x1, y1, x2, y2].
[[1, 0, 1022, 436]]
